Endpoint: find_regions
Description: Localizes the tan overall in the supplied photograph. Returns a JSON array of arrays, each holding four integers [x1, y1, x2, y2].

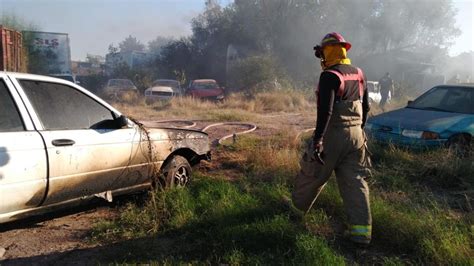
[[292, 100, 372, 244]]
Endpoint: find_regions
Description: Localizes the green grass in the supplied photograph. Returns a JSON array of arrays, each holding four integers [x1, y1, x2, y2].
[[92, 175, 345, 264], [92, 134, 473, 265]]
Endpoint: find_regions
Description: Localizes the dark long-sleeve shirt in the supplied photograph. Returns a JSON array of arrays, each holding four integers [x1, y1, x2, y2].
[[313, 65, 370, 143]]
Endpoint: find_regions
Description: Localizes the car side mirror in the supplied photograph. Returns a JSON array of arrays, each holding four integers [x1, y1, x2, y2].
[[407, 100, 413, 107], [115, 115, 129, 128]]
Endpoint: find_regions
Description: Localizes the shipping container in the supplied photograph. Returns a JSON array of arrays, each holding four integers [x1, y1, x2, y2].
[[23, 30, 72, 75], [0, 26, 25, 72]]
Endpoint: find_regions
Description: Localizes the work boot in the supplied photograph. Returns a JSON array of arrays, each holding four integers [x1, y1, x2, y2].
[[342, 230, 371, 248]]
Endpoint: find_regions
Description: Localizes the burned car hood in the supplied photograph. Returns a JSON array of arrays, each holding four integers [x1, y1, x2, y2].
[[368, 107, 474, 135], [146, 86, 174, 93], [144, 127, 210, 156], [148, 127, 208, 140]]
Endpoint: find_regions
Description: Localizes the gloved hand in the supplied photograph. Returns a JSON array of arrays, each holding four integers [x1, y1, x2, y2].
[[311, 139, 325, 165]]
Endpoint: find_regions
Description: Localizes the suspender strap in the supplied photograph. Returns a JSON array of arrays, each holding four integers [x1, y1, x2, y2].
[[356, 67, 364, 98], [324, 68, 365, 98], [325, 69, 345, 97]]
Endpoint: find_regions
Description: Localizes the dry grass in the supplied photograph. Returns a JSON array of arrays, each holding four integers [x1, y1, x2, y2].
[[110, 90, 315, 121]]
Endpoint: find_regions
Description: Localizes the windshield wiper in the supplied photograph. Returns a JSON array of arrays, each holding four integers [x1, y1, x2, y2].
[[420, 107, 451, 112]]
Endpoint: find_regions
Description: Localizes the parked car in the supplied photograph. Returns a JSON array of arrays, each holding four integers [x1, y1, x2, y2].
[[102, 79, 139, 100], [187, 79, 225, 100], [365, 84, 473, 152], [145, 79, 181, 104], [0, 72, 210, 224], [367, 81, 381, 104]]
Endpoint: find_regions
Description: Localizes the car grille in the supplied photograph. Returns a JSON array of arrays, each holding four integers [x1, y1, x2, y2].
[[152, 91, 172, 96]]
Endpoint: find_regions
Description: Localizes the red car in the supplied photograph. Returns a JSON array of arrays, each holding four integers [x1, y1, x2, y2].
[[186, 79, 225, 100]]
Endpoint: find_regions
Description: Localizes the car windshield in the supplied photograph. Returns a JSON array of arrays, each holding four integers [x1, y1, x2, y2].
[[108, 79, 135, 89], [408, 86, 473, 114], [193, 81, 218, 90], [153, 80, 179, 88]]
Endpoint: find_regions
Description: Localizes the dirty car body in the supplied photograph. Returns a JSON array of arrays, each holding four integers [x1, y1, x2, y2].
[[365, 85, 474, 149], [0, 72, 210, 224]]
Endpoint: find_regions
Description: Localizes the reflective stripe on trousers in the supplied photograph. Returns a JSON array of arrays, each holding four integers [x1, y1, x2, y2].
[[350, 225, 372, 237]]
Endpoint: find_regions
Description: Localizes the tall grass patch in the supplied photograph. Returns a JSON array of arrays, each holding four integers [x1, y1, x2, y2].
[[370, 142, 473, 190], [113, 90, 314, 121]]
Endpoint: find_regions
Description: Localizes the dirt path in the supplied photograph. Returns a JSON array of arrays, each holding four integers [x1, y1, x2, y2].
[[0, 203, 114, 263], [0, 113, 315, 264]]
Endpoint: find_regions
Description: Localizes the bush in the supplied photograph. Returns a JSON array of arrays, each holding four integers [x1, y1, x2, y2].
[[227, 55, 287, 94]]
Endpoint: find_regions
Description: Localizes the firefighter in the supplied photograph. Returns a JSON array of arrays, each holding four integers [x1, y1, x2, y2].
[[379, 72, 393, 108], [292, 32, 372, 245]]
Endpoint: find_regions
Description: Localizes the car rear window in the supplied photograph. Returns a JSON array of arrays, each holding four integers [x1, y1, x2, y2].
[[193, 82, 218, 90]]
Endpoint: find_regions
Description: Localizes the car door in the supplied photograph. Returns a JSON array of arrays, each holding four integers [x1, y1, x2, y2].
[[0, 74, 47, 219], [12, 77, 150, 206]]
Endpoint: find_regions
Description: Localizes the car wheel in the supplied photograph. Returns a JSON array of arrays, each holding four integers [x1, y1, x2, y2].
[[159, 155, 192, 188], [447, 134, 471, 157]]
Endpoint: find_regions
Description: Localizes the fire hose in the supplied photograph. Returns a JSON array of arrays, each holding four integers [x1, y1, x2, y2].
[[201, 122, 257, 145], [143, 119, 257, 146]]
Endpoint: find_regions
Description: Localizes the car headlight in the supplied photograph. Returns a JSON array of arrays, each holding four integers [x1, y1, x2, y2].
[[402, 129, 439, 139], [401, 129, 423, 138], [216, 95, 224, 99]]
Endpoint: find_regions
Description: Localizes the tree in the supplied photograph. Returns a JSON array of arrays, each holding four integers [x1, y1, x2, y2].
[[157, 38, 195, 81], [0, 13, 40, 31], [108, 44, 119, 55], [156, 0, 461, 87], [119, 35, 145, 52], [148, 36, 173, 55]]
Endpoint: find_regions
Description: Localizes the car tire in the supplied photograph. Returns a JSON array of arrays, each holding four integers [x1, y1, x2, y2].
[[158, 155, 192, 188], [447, 134, 471, 157]]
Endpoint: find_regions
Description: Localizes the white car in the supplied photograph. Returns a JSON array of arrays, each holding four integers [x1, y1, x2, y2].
[[145, 79, 182, 104], [145, 86, 174, 103], [367, 81, 391, 104], [0, 72, 210, 224]]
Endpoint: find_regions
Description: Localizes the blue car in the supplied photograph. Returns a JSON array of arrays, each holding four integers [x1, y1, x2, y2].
[[365, 85, 473, 151]]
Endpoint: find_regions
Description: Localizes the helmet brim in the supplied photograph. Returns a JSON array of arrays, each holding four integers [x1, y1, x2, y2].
[[342, 42, 351, 51], [321, 41, 352, 51]]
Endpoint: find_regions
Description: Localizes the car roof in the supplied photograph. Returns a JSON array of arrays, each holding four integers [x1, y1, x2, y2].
[[108, 78, 133, 81], [4, 71, 74, 84], [193, 79, 216, 83], [154, 79, 178, 82], [434, 84, 474, 89]]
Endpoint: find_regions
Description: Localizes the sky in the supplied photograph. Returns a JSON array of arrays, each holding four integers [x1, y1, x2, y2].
[[0, 0, 472, 60]]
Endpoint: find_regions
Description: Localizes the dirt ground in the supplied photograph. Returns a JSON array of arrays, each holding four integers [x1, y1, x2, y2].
[[0, 112, 315, 264]]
